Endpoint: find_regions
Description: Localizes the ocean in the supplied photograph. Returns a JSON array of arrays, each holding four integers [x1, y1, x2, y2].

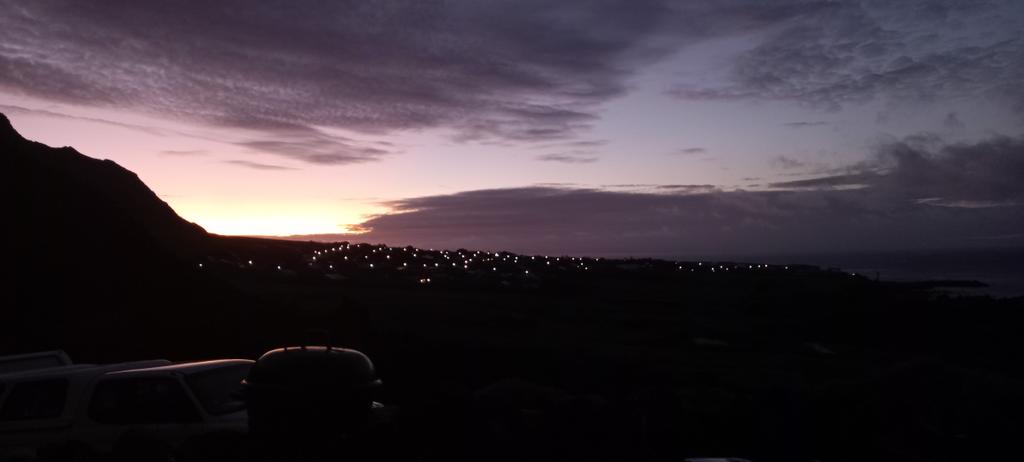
[[669, 248, 1024, 298]]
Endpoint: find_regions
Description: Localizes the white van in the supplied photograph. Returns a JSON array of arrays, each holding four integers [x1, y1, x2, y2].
[[0, 358, 252, 460]]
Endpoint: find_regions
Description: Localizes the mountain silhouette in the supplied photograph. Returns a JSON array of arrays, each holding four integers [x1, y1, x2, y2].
[[1, 112, 335, 360], [1, 112, 244, 359], [3, 112, 208, 251]]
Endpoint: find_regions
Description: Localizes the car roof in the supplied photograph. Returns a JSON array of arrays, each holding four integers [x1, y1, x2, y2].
[[0, 350, 72, 373], [106, 359, 254, 376], [0, 360, 172, 382]]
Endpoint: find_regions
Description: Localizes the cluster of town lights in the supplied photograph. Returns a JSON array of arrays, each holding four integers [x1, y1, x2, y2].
[[196, 242, 807, 284]]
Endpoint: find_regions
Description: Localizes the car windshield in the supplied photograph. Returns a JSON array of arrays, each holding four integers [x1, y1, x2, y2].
[[184, 363, 251, 416]]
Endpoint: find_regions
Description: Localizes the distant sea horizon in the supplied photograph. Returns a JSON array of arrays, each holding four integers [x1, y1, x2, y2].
[[272, 234, 1024, 297], [663, 247, 1024, 298]]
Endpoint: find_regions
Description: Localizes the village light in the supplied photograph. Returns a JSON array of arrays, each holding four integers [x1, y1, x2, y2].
[[248, 260, 253, 265], [277, 265, 282, 270]]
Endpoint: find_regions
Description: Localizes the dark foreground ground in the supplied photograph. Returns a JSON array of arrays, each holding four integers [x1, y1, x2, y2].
[[7, 238, 1024, 462]]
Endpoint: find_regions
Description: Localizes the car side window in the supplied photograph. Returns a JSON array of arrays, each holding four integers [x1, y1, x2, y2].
[[0, 379, 69, 421], [89, 377, 200, 424]]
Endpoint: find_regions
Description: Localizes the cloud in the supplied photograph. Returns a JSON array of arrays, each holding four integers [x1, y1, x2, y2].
[[6, 0, 1021, 170], [784, 121, 828, 128], [327, 134, 1024, 255], [655, 184, 717, 192], [671, 0, 1024, 115], [160, 149, 206, 157], [770, 155, 807, 170], [943, 112, 964, 130], [769, 173, 875, 189], [223, 160, 297, 171], [772, 134, 1024, 201], [674, 147, 707, 155], [531, 139, 609, 151], [869, 134, 1024, 204], [0, 104, 169, 136], [0, 0, 707, 154], [0, 0, 884, 164], [235, 125, 392, 165], [536, 153, 599, 164]]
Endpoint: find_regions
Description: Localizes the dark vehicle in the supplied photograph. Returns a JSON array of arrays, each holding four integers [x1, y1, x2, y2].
[[244, 346, 382, 436]]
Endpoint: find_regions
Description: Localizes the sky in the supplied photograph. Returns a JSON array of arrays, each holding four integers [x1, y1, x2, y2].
[[2, 0, 1023, 256]]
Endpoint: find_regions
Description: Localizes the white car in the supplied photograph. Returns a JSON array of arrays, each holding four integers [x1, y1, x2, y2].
[[0, 357, 253, 461], [0, 351, 72, 375]]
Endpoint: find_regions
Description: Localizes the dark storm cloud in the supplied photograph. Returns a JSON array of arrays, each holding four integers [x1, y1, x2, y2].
[[340, 135, 1024, 255], [673, 0, 1024, 114]]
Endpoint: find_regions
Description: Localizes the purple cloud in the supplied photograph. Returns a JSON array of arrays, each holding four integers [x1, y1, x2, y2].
[[309, 135, 1024, 255]]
